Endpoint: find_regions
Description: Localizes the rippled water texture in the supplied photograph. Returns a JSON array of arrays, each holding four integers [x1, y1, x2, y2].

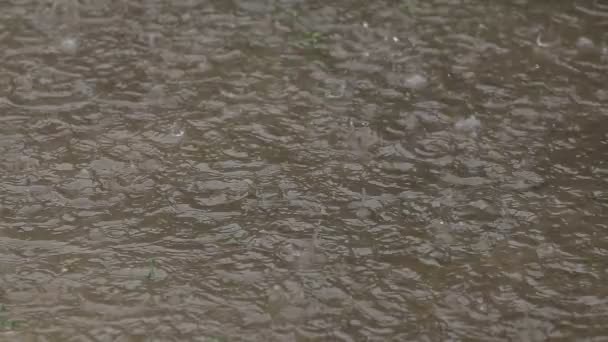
[[0, 0, 607, 341]]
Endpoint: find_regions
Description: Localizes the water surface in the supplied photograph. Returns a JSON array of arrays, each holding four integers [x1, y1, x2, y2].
[[0, 0, 607, 341]]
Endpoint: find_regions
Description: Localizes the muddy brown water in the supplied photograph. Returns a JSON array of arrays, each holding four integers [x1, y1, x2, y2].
[[0, 0, 607, 341]]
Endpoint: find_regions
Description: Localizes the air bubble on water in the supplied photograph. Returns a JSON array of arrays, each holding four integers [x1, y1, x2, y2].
[[454, 115, 481, 132]]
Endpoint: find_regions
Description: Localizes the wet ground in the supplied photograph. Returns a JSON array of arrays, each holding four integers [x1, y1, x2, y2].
[[0, 0, 607, 341]]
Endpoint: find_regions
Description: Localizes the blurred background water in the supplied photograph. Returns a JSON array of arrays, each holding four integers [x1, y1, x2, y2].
[[0, 0, 607, 341]]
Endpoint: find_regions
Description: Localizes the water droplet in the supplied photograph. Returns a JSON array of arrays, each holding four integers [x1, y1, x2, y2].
[[362, 22, 369, 28], [392, 36, 399, 42]]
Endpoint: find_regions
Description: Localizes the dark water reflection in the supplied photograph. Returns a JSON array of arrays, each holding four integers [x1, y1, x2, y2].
[[0, 0, 607, 341]]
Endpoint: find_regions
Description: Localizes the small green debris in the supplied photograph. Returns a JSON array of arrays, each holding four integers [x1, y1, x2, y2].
[[206, 337, 225, 342], [0, 305, 23, 330], [146, 259, 157, 280], [303, 31, 323, 48], [0, 318, 21, 330], [401, 0, 418, 13]]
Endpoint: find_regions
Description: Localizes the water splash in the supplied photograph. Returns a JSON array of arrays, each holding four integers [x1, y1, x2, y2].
[[170, 121, 185, 137], [454, 115, 481, 133]]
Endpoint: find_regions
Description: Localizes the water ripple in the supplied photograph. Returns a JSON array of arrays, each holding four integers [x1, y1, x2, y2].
[[0, 0, 607, 341]]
